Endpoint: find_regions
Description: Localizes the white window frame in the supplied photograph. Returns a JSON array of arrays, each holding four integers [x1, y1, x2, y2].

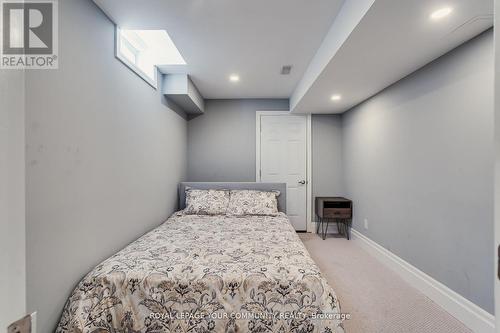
[[115, 27, 158, 89]]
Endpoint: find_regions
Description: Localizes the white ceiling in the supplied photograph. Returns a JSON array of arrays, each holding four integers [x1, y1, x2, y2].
[[291, 0, 494, 114], [93, 0, 345, 99], [93, 0, 493, 113]]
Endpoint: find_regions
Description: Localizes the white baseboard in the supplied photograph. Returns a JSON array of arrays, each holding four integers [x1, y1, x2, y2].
[[351, 229, 495, 333]]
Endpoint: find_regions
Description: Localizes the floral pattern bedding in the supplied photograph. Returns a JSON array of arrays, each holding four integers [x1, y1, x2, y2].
[[227, 190, 280, 216], [185, 188, 230, 215], [56, 212, 345, 333]]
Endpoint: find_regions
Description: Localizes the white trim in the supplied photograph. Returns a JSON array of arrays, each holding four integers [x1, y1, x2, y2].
[[306, 115, 313, 232], [255, 111, 312, 232], [351, 229, 495, 333]]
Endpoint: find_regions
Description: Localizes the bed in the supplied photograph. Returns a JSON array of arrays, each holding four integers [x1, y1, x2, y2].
[[56, 182, 345, 333]]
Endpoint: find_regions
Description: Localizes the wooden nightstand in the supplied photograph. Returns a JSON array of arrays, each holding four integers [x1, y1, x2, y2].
[[315, 197, 353, 240]]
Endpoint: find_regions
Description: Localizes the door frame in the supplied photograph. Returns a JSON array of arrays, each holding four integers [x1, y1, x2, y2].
[[494, 0, 499, 328], [255, 111, 314, 232]]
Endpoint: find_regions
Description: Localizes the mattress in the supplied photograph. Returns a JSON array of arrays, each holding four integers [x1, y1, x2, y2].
[[56, 212, 346, 333]]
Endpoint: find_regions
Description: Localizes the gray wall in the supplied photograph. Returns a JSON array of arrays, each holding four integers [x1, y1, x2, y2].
[[25, 1, 187, 332], [187, 99, 289, 181], [0, 70, 26, 328], [311, 115, 343, 230], [342, 30, 494, 313]]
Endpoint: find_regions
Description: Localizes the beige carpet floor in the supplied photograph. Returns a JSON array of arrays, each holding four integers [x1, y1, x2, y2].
[[299, 233, 472, 333]]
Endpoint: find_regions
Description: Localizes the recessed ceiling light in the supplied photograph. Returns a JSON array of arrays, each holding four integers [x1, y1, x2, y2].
[[330, 94, 342, 101], [229, 74, 240, 82], [430, 7, 453, 20]]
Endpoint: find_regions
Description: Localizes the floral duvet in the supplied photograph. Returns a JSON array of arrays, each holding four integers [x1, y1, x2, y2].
[[56, 212, 346, 333]]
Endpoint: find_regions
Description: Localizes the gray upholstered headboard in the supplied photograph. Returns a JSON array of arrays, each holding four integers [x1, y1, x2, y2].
[[179, 182, 287, 213]]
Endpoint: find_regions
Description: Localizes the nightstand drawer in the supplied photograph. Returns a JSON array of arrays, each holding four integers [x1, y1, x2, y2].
[[324, 208, 351, 218]]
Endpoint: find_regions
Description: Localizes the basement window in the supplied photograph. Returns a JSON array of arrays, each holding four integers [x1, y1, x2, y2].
[[116, 28, 186, 88]]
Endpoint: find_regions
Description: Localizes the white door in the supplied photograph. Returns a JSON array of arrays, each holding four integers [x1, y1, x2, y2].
[[259, 115, 307, 231]]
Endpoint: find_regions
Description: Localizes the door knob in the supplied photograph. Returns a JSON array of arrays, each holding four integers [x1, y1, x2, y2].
[[298, 180, 306, 185]]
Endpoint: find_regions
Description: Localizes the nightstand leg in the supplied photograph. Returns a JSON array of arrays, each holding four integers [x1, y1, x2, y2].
[[343, 219, 349, 240], [321, 218, 325, 239], [323, 220, 329, 240]]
